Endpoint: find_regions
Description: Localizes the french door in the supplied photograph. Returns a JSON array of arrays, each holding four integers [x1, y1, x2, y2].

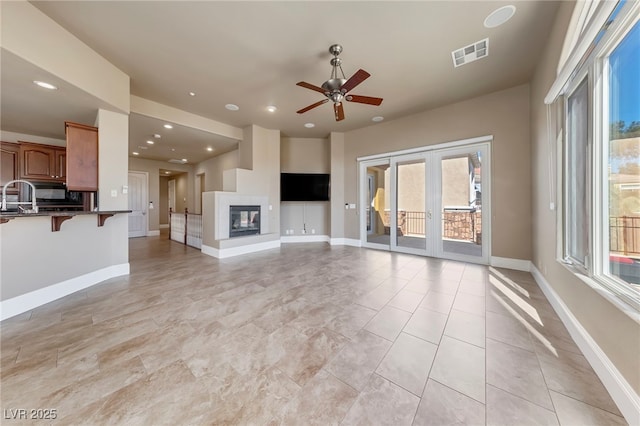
[[360, 140, 491, 264]]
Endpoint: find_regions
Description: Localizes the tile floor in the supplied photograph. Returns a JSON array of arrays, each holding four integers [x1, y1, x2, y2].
[[0, 236, 628, 425]]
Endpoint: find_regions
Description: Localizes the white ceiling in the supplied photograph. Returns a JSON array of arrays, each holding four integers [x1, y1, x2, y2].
[[2, 1, 560, 164]]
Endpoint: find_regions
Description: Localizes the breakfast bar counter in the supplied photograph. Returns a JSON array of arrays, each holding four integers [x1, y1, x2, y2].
[[0, 210, 131, 231]]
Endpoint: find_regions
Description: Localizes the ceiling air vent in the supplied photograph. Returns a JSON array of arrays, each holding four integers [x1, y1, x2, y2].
[[168, 159, 186, 164], [452, 38, 489, 68]]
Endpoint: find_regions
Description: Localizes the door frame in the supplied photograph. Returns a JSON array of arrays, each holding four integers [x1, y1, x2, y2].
[[128, 170, 149, 238], [433, 143, 491, 265], [358, 135, 492, 264], [360, 159, 391, 251]]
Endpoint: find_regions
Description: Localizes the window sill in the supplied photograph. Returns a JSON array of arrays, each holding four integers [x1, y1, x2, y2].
[[558, 260, 640, 325]]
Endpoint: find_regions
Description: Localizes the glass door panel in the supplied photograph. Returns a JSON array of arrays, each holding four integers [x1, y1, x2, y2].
[[438, 146, 488, 262], [364, 162, 391, 248], [393, 157, 427, 254]]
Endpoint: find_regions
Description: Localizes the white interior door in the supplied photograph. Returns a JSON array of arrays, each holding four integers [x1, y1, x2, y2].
[[128, 171, 148, 238]]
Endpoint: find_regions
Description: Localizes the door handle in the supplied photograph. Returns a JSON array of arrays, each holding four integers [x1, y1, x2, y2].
[[142, 211, 146, 216], [427, 210, 432, 219]]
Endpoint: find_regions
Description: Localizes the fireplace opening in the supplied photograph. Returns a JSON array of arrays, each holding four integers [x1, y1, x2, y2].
[[229, 205, 260, 238]]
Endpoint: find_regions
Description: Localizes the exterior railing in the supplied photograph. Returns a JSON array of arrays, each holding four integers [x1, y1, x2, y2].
[[610, 216, 640, 255], [169, 208, 202, 249], [382, 209, 482, 244]]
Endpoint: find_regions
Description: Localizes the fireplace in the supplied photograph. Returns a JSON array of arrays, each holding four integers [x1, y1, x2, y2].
[[229, 205, 260, 238]]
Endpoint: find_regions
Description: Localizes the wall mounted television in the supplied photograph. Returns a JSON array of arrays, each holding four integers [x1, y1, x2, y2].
[[281, 173, 330, 201]]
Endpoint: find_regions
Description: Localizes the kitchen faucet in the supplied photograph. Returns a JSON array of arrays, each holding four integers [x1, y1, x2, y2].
[[1, 180, 39, 212]]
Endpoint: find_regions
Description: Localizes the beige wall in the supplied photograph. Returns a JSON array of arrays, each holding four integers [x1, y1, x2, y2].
[[159, 176, 169, 224], [195, 149, 239, 192], [343, 84, 531, 260], [530, 1, 640, 395], [128, 157, 195, 232], [281, 137, 331, 237], [281, 137, 330, 173], [174, 173, 189, 213]]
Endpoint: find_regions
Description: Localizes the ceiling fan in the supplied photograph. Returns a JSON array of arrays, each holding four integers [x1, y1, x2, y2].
[[296, 44, 383, 122]]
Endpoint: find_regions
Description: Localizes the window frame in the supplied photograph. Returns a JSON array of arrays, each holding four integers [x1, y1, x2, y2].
[[561, 0, 640, 312]]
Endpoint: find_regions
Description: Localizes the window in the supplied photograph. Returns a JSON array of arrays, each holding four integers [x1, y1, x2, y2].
[[605, 20, 640, 293], [562, 1, 640, 309], [566, 78, 590, 268]]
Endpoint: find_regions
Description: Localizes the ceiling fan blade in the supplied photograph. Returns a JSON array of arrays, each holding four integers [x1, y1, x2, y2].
[[340, 69, 371, 93], [334, 102, 345, 121], [346, 95, 383, 106], [296, 99, 329, 114], [296, 81, 326, 94]]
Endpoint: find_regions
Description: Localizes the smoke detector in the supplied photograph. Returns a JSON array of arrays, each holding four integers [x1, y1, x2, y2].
[[452, 38, 489, 68]]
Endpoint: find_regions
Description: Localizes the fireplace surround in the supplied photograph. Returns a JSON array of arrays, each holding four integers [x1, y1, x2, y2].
[[229, 205, 260, 238]]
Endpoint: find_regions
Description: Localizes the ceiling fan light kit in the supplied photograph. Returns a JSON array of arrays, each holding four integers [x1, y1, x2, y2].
[[296, 44, 383, 122]]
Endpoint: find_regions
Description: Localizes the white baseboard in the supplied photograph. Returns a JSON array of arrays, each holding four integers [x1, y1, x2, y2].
[[330, 238, 362, 247], [159, 224, 169, 229], [147, 230, 160, 236], [281, 235, 330, 243], [0, 263, 130, 321], [531, 265, 640, 425], [201, 240, 281, 259], [490, 256, 531, 272]]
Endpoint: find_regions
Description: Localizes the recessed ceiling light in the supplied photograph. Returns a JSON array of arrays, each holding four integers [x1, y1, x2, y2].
[[207, 147, 213, 152], [189, 92, 196, 97], [165, 171, 171, 174], [304, 123, 315, 128], [225, 104, 239, 111], [164, 124, 173, 129], [33, 80, 57, 90], [146, 140, 154, 145], [182, 158, 188, 162], [484, 5, 516, 28], [153, 133, 161, 139], [132, 151, 139, 156], [171, 148, 176, 152], [266, 105, 277, 113], [372, 116, 384, 122]]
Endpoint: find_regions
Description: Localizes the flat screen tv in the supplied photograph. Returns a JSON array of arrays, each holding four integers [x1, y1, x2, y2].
[[281, 173, 330, 201]]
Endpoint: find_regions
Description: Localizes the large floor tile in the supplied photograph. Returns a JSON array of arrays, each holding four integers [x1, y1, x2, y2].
[[341, 374, 420, 426], [324, 330, 392, 391], [429, 336, 486, 403], [402, 307, 448, 344], [376, 332, 437, 396], [444, 309, 485, 348], [414, 379, 485, 426], [388, 289, 426, 313], [280, 369, 359, 425], [550, 390, 627, 426], [536, 346, 622, 415], [486, 310, 535, 352], [486, 338, 553, 410], [364, 305, 412, 341], [486, 384, 558, 426]]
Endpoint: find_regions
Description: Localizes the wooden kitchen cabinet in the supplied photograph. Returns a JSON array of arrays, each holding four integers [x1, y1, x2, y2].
[[65, 121, 98, 191], [1, 142, 20, 194], [19, 142, 66, 182]]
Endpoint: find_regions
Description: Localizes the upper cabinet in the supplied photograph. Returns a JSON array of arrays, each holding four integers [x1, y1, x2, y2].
[[19, 142, 66, 182], [65, 121, 98, 191], [1, 142, 20, 194]]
